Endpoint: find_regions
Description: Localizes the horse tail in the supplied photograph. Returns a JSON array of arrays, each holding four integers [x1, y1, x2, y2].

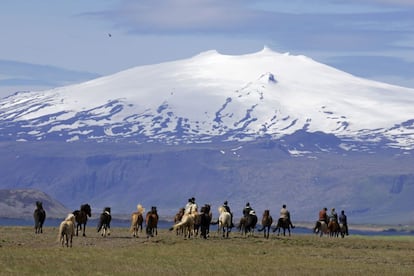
[[170, 215, 192, 231], [130, 213, 138, 232], [171, 218, 186, 230], [58, 221, 65, 242], [97, 220, 103, 232]]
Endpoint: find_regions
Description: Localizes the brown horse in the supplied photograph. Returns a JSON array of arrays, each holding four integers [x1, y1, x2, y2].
[[258, 210, 273, 239], [173, 208, 185, 236], [130, 204, 145, 238], [194, 204, 212, 238], [73, 203, 91, 237], [33, 201, 46, 234], [145, 206, 159, 238], [328, 220, 340, 237]]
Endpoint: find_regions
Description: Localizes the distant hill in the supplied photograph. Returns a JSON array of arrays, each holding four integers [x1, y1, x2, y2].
[[0, 189, 70, 219]]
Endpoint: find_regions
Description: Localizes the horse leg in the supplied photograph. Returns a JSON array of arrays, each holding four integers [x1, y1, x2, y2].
[[146, 226, 152, 238], [82, 223, 86, 237]]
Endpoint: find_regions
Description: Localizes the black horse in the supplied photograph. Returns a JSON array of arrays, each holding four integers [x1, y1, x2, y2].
[[199, 204, 212, 239], [273, 218, 292, 236], [97, 207, 112, 237], [239, 212, 258, 236], [73, 203, 92, 236], [33, 201, 46, 234]]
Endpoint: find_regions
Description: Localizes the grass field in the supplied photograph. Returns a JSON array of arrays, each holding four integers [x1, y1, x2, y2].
[[1, 226, 413, 275]]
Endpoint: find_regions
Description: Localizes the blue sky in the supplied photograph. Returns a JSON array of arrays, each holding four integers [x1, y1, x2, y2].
[[1, 0, 413, 96]]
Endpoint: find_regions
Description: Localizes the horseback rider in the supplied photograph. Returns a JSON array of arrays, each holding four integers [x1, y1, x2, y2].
[[279, 204, 295, 228], [314, 207, 328, 233], [319, 207, 329, 224], [223, 200, 234, 227], [184, 197, 197, 215], [339, 210, 349, 235], [329, 208, 338, 223], [243, 202, 255, 217]]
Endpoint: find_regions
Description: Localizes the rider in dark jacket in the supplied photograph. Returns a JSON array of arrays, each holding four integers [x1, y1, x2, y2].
[[339, 210, 349, 235], [243, 202, 254, 217]]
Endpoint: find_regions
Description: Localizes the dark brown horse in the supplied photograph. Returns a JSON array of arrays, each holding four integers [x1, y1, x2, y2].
[[273, 218, 291, 236], [238, 212, 258, 237], [145, 206, 159, 238], [258, 209, 273, 239], [197, 204, 212, 239], [328, 220, 340, 237], [73, 204, 91, 236], [194, 204, 212, 238], [33, 201, 46, 234]]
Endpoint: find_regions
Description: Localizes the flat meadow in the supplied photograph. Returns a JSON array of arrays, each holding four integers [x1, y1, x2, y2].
[[0, 226, 413, 275]]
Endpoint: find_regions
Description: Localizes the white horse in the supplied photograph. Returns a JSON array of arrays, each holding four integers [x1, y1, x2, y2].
[[218, 206, 232, 238], [58, 213, 76, 247]]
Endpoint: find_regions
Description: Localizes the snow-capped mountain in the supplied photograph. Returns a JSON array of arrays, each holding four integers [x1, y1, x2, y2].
[[1, 48, 414, 225], [1, 47, 414, 150]]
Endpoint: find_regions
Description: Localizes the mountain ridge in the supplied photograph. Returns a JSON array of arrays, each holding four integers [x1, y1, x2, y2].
[[0, 48, 413, 225], [1, 48, 413, 149]]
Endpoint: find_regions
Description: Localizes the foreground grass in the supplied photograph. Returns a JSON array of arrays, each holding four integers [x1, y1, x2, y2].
[[0, 226, 413, 275]]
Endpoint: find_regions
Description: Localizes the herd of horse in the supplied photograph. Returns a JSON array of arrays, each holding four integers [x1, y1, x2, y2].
[[32, 201, 348, 247]]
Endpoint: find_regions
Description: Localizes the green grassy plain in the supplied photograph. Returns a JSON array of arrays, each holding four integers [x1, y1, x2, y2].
[[1, 226, 413, 275]]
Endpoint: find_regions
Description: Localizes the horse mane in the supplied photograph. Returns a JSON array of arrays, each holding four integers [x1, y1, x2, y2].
[[36, 201, 43, 209], [80, 204, 92, 216], [65, 213, 76, 222], [218, 206, 227, 214], [137, 204, 145, 214]]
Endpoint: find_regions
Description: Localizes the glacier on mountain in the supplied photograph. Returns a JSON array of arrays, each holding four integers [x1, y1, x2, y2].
[[1, 47, 414, 150]]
